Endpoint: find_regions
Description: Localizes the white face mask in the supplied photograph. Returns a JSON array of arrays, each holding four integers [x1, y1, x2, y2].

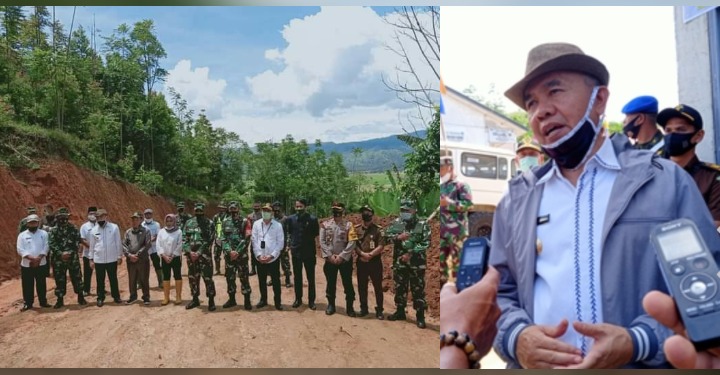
[[440, 173, 451, 184], [144, 218, 152, 224], [88, 214, 96, 222]]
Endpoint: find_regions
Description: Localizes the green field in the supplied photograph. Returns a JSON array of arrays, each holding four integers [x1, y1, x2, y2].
[[357, 171, 403, 190]]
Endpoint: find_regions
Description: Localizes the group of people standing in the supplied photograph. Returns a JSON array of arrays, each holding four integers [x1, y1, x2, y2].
[[15, 197, 431, 328]]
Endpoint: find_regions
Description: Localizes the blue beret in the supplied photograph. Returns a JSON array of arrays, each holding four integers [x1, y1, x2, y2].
[[621, 95, 658, 114]]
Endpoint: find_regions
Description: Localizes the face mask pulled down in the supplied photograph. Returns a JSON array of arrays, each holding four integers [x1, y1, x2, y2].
[[540, 86, 603, 170]]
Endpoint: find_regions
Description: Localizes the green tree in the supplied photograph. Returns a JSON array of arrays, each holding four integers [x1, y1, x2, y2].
[[400, 107, 440, 204]]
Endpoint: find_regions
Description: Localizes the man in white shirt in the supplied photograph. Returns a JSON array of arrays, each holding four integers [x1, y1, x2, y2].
[[142, 208, 163, 288], [251, 203, 285, 310], [87, 208, 123, 307], [79, 206, 97, 296], [16, 214, 51, 311]]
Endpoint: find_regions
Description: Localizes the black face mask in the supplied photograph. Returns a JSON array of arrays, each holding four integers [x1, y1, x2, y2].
[[28, 226, 38, 233], [623, 116, 642, 139], [195, 213, 204, 218], [541, 87, 601, 170], [332, 210, 343, 218], [361, 213, 373, 222], [97, 221, 106, 227], [664, 132, 697, 157], [296, 208, 306, 215], [58, 218, 68, 225]]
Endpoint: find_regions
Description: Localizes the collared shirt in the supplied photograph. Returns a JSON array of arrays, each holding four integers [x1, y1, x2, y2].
[[88, 222, 123, 264], [320, 218, 358, 261], [355, 222, 384, 253], [16, 229, 49, 267], [123, 226, 151, 257], [251, 219, 284, 262], [80, 221, 96, 258], [533, 136, 620, 355], [141, 220, 161, 254]]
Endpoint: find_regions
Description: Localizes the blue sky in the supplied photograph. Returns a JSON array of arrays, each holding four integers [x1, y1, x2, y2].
[[45, 6, 435, 145]]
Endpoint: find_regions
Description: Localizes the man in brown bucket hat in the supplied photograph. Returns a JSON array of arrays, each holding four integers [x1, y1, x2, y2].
[[478, 42, 720, 369]]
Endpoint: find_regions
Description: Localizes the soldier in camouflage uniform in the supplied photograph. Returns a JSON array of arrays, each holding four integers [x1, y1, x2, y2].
[[183, 202, 217, 311], [212, 202, 228, 275], [176, 202, 191, 231], [221, 202, 253, 310], [384, 198, 430, 329], [439, 150, 473, 282], [49, 207, 87, 308], [272, 201, 292, 288]]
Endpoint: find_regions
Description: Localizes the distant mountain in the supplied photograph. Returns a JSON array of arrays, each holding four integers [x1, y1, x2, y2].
[[323, 130, 427, 173]]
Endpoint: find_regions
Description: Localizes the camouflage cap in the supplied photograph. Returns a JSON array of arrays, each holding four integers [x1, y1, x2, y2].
[[176, 202, 185, 208], [228, 201, 239, 209], [218, 202, 227, 209], [56, 207, 70, 217], [27, 206, 37, 213], [194, 202, 205, 211], [131, 211, 142, 219], [400, 198, 416, 210], [272, 201, 282, 208]]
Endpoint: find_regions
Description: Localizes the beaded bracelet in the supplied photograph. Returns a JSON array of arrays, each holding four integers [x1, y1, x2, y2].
[[440, 330, 482, 369]]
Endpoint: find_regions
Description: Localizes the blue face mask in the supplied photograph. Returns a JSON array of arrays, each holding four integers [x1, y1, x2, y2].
[[518, 156, 539, 173], [540, 86, 602, 170]]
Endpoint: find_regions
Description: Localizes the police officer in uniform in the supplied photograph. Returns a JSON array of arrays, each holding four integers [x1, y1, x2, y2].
[[658, 104, 720, 228], [621, 95, 665, 155]]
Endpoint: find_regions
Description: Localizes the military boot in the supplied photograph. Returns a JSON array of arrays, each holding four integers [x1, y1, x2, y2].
[[208, 296, 216, 311], [53, 297, 64, 309], [244, 294, 252, 310], [186, 297, 200, 310], [416, 308, 426, 329], [387, 308, 407, 321], [223, 294, 237, 309]]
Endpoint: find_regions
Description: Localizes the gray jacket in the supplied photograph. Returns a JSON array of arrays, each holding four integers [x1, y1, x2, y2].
[[490, 135, 720, 369]]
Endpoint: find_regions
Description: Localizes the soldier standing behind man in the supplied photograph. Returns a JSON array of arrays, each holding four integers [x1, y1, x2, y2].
[[621, 95, 665, 155], [320, 202, 358, 317], [124, 212, 152, 305], [221, 202, 253, 310], [49, 207, 86, 308], [439, 150, 473, 283], [176, 202, 191, 231], [272, 201, 293, 288], [354, 205, 385, 319], [212, 202, 228, 275], [183, 202, 216, 311], [385, 199, 430, 329]]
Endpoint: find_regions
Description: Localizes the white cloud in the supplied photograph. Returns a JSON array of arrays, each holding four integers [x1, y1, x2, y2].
[[164, 7, 438, 145], [165, 59, 228, 119]]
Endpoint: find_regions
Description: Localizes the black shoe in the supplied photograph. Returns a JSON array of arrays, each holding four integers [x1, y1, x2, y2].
[[256, 300, 267, 309], [387, 309, 407, 321], [125, 296, 137, 305], [292, 299, 302, 308], [78, 295, 87, 305], [208, 297, 216, 311], [325, 304, 336, 315], [186, 298, 200, 310], [275, 304, 283, 311], [39, 302, 51, 308], [223, 296, 237, 309], [53, 298, 64, 309], [358, 308, 369, 317], [143, 299, 150, 306], [309, 302, 316, 310], [97, 300, 104, 307], [113, 298, 123, 304], [21, 304, 32, 312], [346, 303, 356, 318], [244, 295, 252, 310], [416, 309, 426, 329], [249, 269, 256, 276], [376, 308, 384, 320], [285, 276, 292, 288]]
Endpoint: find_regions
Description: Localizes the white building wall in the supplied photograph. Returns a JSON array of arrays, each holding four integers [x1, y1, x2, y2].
[[674, 7, 716, 162]]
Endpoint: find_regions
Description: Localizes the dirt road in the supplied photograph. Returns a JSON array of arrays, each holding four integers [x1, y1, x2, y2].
[[0, 258, 438, 368]]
